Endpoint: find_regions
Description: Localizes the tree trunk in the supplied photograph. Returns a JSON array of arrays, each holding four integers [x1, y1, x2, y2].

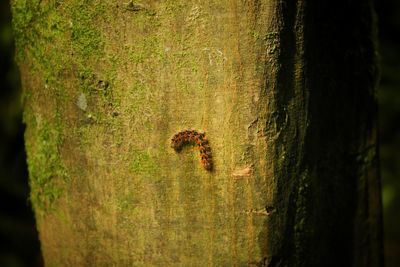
[[12, 0, 383, 266]]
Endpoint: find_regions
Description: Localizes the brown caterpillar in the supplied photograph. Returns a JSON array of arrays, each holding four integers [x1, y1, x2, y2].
[[171, 129, 213, 171]]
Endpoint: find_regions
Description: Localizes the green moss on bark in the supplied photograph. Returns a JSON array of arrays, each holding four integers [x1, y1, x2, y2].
[[11, 0, 108, 211], [129, 150, 158, 175], [26, 117, 67, 211]]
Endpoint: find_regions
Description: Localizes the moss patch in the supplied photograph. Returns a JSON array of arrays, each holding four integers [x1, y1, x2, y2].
[[129, 150, 158, 176], [26, 117, 67, 211], [11, 0, 109, 211]]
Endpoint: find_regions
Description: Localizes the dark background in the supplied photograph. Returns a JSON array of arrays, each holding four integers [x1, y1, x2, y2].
[[376, 0, 400, 266], [0, 1, 399, 266]]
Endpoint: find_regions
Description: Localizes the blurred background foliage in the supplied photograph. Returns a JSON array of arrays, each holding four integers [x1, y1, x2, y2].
[[0, 0, 399, 266], [376, 0, 400, 266]]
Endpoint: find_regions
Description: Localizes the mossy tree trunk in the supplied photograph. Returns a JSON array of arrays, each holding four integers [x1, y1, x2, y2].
[[12, 0, 382, 266]]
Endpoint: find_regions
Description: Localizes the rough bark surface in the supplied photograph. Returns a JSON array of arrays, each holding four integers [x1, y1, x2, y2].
[[11, 0, 382, 266]]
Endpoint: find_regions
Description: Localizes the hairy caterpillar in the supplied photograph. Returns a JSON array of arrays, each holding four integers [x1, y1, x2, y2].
[[171, 130, 213, 171]]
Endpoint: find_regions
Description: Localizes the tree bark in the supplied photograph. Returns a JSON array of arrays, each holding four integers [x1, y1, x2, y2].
[[12, 0, 382, 266]]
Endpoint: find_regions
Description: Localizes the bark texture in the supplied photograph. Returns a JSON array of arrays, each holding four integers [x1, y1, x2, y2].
[[12, 0, 382, 266]]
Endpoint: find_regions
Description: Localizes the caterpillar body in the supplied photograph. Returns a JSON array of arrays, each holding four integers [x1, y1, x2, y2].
[[171, 130, 213, 171]]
